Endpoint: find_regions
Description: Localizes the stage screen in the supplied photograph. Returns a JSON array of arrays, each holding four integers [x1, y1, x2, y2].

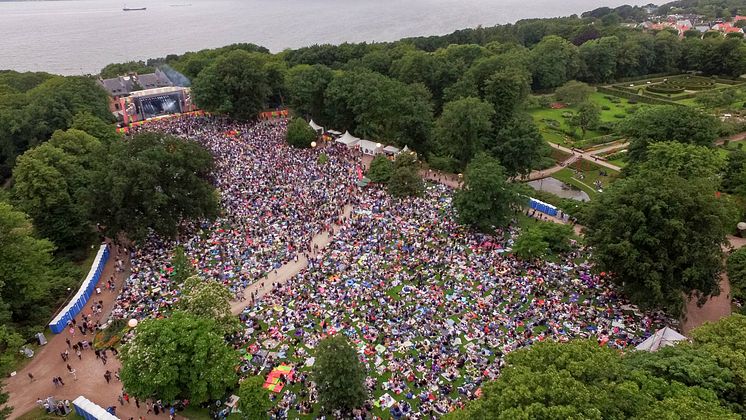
[[137, 93, 182, 118]]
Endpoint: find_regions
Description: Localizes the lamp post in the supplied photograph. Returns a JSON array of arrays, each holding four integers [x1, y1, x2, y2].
[[128, 318, 139, 329], [311, 141, 317, 148]]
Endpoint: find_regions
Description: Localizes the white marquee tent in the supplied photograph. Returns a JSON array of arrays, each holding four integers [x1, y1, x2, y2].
[[335, 131, 360, 148], [309, 120, 324, 133], [635, 327, 687, 352]]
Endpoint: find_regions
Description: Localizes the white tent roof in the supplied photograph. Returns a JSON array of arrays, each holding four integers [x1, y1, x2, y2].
[[383, 145, 401, 154], [335, 131, 360, 146], [309, 120, 323, 132], [635, 327, 687, 352], [357, 139, 382, 150]]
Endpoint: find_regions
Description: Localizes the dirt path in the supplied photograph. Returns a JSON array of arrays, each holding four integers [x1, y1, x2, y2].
[[4, 244, 175, 420], [682, 235, 744, 333], [230, 205, 353, 315], [714, 130, 746, 146]]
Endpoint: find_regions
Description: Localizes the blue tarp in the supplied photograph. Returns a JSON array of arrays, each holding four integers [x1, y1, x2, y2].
[[49, 245, 110, 334]]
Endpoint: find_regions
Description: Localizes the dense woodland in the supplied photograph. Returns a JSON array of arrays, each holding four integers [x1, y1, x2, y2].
[[2, 0, 746, 417]]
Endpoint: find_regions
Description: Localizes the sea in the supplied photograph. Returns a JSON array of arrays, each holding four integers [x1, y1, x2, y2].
[[0, 0, 652, 75]]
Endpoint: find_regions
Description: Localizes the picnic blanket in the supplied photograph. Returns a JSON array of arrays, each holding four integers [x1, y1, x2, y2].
[[263, 364, 294, 393]]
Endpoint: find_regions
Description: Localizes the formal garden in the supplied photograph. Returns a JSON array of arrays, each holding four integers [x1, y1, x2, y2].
[[604, 74, 746, 107]]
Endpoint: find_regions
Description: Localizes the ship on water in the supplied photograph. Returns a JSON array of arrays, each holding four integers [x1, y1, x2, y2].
[[123, 6, 147, 11]]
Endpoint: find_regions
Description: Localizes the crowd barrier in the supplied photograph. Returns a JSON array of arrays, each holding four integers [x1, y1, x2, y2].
[[72, 396, 120, 420], [529, 198, 558, 217], [48, 244, 110, 334]]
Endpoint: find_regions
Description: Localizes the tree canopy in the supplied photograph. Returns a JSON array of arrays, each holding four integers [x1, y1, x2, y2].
[[621, 105, 720, 163], [286, 117, 318, 149], [454, 154, 519, 232], [120, 311, 239, 404], [192, 50, 273, 120], [584, 170, 730, 314], [92, 132, 219, 241], [12, 129, 103, 252], [447, 339, 738, 420], [311, 335, 367, 414]]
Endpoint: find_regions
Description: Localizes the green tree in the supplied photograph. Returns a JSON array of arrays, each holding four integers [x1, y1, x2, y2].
[[71, 111, 120, 144], [179, 277, 237, 332], [432, 97, 495, 169], [447, 339, 735, 420], [367, 154, 393, 183], [454, 154, 519, 232], [530, 35, 581, 90], [237, 376, 272, 420], [572, 101, 601, 138], [12, 129, 103, 252], [630, 141, 725, 181], [170, 246, 196, 285], [621, 106, 720, 163], [120, 311, 238, 404], [192, 50, 272, 120], [99, 61, 154, 79], [554, 80, 595, 105], [625, 344, 739, 413], [579, 36, 620, 83], [584, 171, 729, 314], [390, 50, 458, 107], [286, 64, 334, 119], [312, 335, 367, 414], [490, 114, 547, 178], [689, 314, 746, 414], [722, 150, 746, 194], [727, 247, 746, 302], [286, 117, 317, 149], [512, 226, 549, 260], [0, 202, 80, 334], [513, 222, 573, 260], [323, 70, 433, 153], [388, 152, 424, 198], [482, 68, 531, 128], [93, 132, 219, 241]]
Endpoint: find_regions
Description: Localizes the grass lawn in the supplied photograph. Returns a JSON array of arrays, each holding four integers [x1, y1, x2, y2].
[[552, 161, 619, 199], [529, 92, 641, 150], [16, 407, 84, 420]]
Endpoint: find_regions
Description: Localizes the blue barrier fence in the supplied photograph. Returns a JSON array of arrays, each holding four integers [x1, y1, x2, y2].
[[49, 245, 110, 334], [72, 396, 120, 420], [529, 197, 558, 217]]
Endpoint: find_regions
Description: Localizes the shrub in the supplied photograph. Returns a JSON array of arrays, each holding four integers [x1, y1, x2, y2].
[[601, 105, 611, 110], [286, 117, 317, 149], [561, 111, 574, 119], [627, 99, 638, 104], [613, 114, 626, 119]]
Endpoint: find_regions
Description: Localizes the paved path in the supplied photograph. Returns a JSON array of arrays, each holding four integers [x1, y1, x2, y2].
[[230, 205, 353, 315], [524, 141, 626, 182], [4, 245, 178, 420]]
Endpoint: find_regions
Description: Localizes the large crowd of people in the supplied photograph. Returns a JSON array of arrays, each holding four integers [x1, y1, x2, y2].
[[111, 116, 357, 321], [111, 115, 670, 418]]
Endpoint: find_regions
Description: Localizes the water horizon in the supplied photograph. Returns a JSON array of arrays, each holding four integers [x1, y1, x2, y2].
[[0, 0, 653, 75]]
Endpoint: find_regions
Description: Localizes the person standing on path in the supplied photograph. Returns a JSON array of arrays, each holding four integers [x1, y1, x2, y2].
[[104, 370, 112, 384], [28, 373, 34, 382]]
